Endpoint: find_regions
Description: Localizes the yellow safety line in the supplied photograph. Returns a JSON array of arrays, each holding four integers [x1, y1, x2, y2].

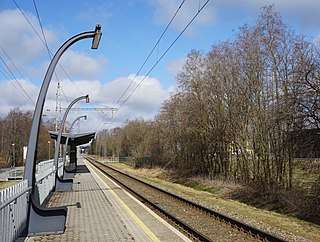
[[87, 162, 160, 242]]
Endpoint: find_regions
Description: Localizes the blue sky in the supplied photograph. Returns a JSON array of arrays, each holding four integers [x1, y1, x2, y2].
[[0, 0, 319, 132]]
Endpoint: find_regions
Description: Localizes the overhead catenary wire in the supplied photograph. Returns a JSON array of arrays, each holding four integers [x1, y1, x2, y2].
[[0, 46, 38, 97], [0, 54, 35, 105], [30, 0, 112, 131], [0, 65, 27, 97], [98, 0, 188, 132], [33, 0, 67, 99], [0, 70, 28, 111], [114, 0, 186, 107], [0, 64, 29, 99], [111, 0, 210, 122], [33, 0, 108, 130], [0, 61, 21, 88], [32, 0, 52, 60], [12, 0, 51, 57], [33, 0, 72, 116], [13, 0, 111, 131], [32, 0, 71, 108], [0, 65, 11, 80], [13, 0, 86, 105], [13, 0, 71, 108], [9, 1, 211, 133], [17, 0, 75, 128]]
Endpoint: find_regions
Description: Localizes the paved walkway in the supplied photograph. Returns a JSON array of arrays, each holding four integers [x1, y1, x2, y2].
[[0, 167, 24, 181], [25, 158, 190, 242]]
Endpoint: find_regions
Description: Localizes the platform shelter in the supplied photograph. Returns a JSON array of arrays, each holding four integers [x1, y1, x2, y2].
[[49, 131, 95, 171]]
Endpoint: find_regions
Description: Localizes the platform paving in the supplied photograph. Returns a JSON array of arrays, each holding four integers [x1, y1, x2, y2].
[[25, 158, 190, 242]]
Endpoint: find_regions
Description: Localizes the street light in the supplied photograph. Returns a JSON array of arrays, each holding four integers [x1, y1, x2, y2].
[[62, 115, 87, 178], [11, 143, 15, 167], [54, 95, 89, 183], [23, 25, 102, 235], [24, 25, 102, 190], [104, 140, 107, 158], [48, 141, 51, 160], [91, 24, 102, 49]]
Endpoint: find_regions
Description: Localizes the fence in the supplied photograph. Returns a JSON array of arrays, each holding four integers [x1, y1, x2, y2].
[[36, 159, 63, 204], [0, 159, 64, 242], [0, 180, 29, 242]]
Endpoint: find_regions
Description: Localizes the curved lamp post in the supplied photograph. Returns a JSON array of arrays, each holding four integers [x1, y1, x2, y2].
[[48, 141, 51, 160], [23, 25, 102, 236], [55, 96, 89, 191], [11, 143, 15, 167], [62, 115, 87, 179]]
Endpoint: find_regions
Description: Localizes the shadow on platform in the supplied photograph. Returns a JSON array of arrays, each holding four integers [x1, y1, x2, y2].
[[76, 165, 90, 173]]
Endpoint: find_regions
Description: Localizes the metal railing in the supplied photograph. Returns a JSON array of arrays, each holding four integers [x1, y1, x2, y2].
[[36, 159, 63, 204], [0, 159, 64, 242], [0, 180, 29, 242]]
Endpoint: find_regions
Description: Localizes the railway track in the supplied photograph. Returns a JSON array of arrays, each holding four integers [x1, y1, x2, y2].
[[85, 157, 287, 242]]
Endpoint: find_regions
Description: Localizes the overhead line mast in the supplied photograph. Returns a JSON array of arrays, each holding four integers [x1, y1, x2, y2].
[[55, 82, 62, 132]]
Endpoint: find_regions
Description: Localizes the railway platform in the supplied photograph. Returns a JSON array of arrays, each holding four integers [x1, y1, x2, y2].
[[22, 157, 190, 242]]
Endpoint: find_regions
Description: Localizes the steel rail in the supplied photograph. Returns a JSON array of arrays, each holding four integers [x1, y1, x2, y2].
[[86, 157, 211, 241], [86, 157, 287, 242]]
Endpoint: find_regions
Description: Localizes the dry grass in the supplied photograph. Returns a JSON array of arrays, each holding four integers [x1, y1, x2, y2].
[[107, 162, 320, 241], [0, 180, 19, 190], [0, 159, 17, 190], [0, 158, 8, 168]]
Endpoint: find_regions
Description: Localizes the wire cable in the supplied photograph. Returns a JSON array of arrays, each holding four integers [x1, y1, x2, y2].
[[31, 0, 112, 129], [114, 0, 186, 107], [13, 0, 85, 105], [99, 0, 210, 130], [97, 0, 188, 131], [12, 0, 51, 56], [14, 0, 109, 130], [0, 64, 26, 96], [0, 46, 38, 97], [32, 0, 51, 59], [113, 0, 210, 121], [33, 0, 62, 89], [0, 54, 35, 105]]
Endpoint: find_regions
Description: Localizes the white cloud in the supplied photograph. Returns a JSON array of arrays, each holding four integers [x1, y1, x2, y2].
[[0, 6, 169, 133], [0, 79, 37, 116], [0, 9, 56, 67], [0, 6, 170, 131], [0, 9, 59, 82], [95, 74, 171, 122], [58, 50, 108, 80], [40, 74, 171, 131], [0, 9, 106, 82]]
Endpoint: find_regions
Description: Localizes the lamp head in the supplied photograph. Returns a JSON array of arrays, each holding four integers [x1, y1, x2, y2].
[[85, 95, 90, 103], [91, 24, 102, 49]]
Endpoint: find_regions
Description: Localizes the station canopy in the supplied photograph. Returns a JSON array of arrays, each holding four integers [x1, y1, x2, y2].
[[49, 131, 95, 146]]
